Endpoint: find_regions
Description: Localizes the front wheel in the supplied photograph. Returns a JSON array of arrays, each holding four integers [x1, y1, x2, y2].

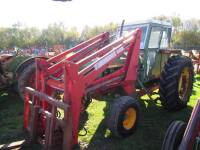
[[17, 63, 35, 100], [107, 96, 140, 137]]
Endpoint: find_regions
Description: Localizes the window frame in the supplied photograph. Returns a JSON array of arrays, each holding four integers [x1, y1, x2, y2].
[[148, 26, 162, 49], [118, 24, 149, 49]]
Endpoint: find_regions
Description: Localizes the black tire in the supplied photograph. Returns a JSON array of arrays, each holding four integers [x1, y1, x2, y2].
[[159, 56, 194, 111], [17, 63, 35, 100], [107, 96, 140, 138], [162, 121, 186, 150]]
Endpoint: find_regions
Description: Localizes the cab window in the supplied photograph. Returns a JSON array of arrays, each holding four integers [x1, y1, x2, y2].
[[148, 27, 161, 49], [160, 30, 169, 48], [119, 25, 148, 49]]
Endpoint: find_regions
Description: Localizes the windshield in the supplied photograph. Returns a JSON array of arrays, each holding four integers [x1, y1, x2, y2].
[[118, 25, 148, 49]]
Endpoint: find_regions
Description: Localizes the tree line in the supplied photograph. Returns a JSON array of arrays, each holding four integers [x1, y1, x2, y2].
[[0, 22, 117, 50], [154, 15, 200, 50], [0, 17, 200, 51]]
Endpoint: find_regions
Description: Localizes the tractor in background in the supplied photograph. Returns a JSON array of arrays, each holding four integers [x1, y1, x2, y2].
[[0, 53, 47, 98], [21, 20, 194, 149]]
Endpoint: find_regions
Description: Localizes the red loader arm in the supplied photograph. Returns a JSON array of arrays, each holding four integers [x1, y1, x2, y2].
[[179, 99, 200, 150], [24, 28, 141, 149]]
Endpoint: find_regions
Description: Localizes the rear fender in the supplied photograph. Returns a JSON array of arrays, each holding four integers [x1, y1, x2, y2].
[[15, 56, 48, 78]]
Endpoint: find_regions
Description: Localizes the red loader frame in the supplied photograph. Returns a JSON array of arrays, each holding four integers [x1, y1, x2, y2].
[[23, 28, 142, 149]]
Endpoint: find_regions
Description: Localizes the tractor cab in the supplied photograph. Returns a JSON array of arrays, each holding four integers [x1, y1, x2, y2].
[[116, 20, 172, 82]]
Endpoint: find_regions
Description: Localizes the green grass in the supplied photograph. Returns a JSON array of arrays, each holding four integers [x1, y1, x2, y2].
[[0, 76, 200, 150], [0, 90, 24, 143]]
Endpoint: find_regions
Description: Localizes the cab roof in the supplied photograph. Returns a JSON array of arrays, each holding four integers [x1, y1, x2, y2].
[[122, 19, 172, 28]]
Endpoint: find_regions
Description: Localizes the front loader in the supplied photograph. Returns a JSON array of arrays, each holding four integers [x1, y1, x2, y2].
[[23, 28, 141, 149], [22, 20, 194, 149]]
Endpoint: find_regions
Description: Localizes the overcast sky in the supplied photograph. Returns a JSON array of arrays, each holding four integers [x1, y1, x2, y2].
[[0, 0, 199, 31]]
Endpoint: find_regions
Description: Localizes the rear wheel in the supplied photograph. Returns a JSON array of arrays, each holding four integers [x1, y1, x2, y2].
[[17, 63, 35, 100], [107, 96, 140, 137], [162, 121, 186, 150], [159, 56, 194, 111]]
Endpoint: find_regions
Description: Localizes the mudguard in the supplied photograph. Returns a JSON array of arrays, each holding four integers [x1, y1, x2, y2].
[[15, 56, 48, 78]]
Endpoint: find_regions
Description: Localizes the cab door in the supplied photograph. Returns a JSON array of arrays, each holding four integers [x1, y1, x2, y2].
[[144, 26, 162, 81], [146, 26, 171, 81]]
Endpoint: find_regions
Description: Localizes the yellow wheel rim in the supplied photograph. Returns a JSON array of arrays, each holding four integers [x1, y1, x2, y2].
[[123, 108, 137, 130], [178, 67, 190, 100]]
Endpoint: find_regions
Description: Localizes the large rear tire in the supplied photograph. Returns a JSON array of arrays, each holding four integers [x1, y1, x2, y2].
[[17, 63, 35, 100], [162, 121, 186, 150], [159, 56, 194, 111], [107, 96, 140, 138]]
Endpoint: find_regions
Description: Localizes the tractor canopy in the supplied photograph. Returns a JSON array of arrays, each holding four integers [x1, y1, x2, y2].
[[116, 19, 172, 50], [115, 20, 173, 82]]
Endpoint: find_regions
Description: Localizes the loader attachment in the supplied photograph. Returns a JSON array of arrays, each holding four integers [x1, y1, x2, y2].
[[23, 28, 141, 149]]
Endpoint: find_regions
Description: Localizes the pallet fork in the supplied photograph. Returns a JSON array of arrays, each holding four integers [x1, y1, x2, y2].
[[23, 28, 142, 149]]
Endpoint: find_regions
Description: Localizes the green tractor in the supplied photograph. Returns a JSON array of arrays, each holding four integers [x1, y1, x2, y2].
[[0, 54, 46, 98], [116, 20, 194, 110], [107, 19, 194, 137]]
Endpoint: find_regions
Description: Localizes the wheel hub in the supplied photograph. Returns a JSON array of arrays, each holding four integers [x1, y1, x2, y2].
[[123, 108, 136, 130], [178, 67, 190, 101]]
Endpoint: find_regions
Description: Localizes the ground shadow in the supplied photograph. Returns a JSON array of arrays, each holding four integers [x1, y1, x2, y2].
[[83, 93, 194, 150], [195, 75, 200, 81], [0, 90, 24, 144]]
